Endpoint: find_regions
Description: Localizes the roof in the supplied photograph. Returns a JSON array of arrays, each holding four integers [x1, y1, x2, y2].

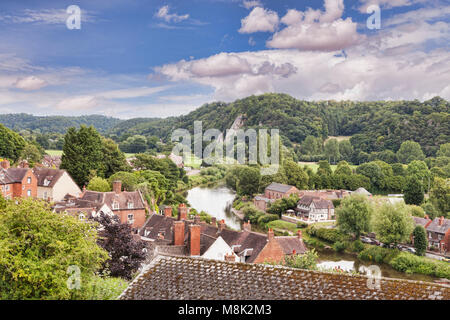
[[119, 254, 450, 300], [0, 168, 29, 184], [32, 168, 65, 187], [354, 187, 372, 196], [427, 217, 450, 234], [275, 236, 307, 255], [413, 217, 431, 228], [80, 190, 146, 211], [312, 198, 334, 209], [265, 182, 296, 193], [254, 195, 275, 203]]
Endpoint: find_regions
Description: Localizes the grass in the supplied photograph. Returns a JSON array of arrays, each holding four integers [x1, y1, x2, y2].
[[124, 153, 136, 158], [184, 155, 202, 169], [45, 150, 63, 156], [297, 162, 357, 173]]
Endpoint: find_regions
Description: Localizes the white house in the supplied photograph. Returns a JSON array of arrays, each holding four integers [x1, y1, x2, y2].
[[33, 168, 81, 202], [202, 236, 239, 262], [296, 196, 335, 222]]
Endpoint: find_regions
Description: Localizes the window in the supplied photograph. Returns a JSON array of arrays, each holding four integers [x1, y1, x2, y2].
[[112, 201, 119, 210], [127, 214, 134, 223], [128, 202, 134, 209], [27, 190, 31, 197], [43, 192, 48, 200], [5, 185, 9, 191], [27, 177, 31, 184]]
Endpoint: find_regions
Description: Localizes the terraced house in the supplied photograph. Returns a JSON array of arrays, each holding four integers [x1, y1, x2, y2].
[[0, 160, 37, 200]]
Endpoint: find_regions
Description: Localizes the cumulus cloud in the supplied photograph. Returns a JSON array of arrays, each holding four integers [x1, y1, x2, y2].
[[267, 0, 361, 51], [239, 7, 279, 33], [358, 0, 426, 13], [155, 5, 189, 23], [14, 76, 48, 91]]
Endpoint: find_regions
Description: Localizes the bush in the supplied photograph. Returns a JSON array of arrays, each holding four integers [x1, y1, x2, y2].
[[333, 241, 347, 252], [296, 221, 308, 228], [307, 227, 346, 243], [358, 246, 397, 264], [257, 214, 279, 227], [84, 276, 129, 300], [352, 240, 365, 252], [390, 252, 450, 279], [332, 199, 342, 208]]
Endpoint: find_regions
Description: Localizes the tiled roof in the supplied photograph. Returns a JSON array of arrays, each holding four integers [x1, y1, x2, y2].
[[427, 217, 450, 234], [275, 237, 307, 255], [312, 198, 334, 209], [119, 254, 450, 300], [265, 182, 295, 193], [0, 168, 29, 184], [32, 168, 65, 187], [298, 195, 321, 206], [80, 190, 146, 211], [413, 217, 431, 228]]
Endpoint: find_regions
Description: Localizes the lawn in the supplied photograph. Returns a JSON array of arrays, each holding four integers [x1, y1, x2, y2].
[[298, 162, 357, 173], [45, 150, 63, 156]]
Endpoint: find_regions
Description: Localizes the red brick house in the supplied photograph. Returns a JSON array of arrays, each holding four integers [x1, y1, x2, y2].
[[426, 217, 450, 254], [264, 182, 300, 200], [0, 160, 37, 199]]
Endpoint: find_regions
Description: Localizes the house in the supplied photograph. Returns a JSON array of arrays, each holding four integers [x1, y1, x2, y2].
[[139, 208, 307, 264], [296, 195, 335, 221], [413, 216, 432, 229], [253, 195, 275, 212], [118, 254, 450, 300], [54, 180, 148, 229], [33, 168, 81, 202], [0, 160, 37, 199], [298, 189, 350, 200], [426, 217, 450, 253], [264, 182, 299, 200]]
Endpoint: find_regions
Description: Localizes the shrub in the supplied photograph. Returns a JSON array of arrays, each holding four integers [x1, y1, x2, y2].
[[333, 241, 347, 252], [352, 240, 365, 252], [358, 246, 397, 264], [257, 214, 279, 227], [390, 252, 450, 279], [267, 220, 298, 233], [296, 221, 308, 228], [309, 227, 346, 243]]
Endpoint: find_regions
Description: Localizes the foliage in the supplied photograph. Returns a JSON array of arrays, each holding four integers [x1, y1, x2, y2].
[[0, 123, 26, 162], [372, 202, 414, 245], [412, 226, 428, 256], [332, 241, 347, 252], [404, 176, 424, 205], [267, 194, 299, 217], [83, 275, 128, 300], [0, 199, 108, 299], [92, 213, 146, 280], [336, 195, 373, 239], [101, 138, 130, 178], [429, 177, 450, 216], [408, 205, 425, 218], [358, 246, 398, 264], [108, 171, 142, 191], [283, 249, 318, 270], [390, 252, 450, 279], [306, 226, 347, 243], [87, 177, 111, 192], [396, 141, 425, 164], [352, 239, 365, 252]]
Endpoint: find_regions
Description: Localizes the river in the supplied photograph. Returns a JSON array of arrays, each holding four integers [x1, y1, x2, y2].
[[185, 185, 440, 283], [185, 184, 242, 230]]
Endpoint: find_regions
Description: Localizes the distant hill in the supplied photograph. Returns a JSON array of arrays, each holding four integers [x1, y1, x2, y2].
[[0, 113, 122, 134], [107, 94, 450, 157]]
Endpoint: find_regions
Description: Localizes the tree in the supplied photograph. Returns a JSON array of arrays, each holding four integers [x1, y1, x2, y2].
[[335, 160, 353, 176], [101, 138, 130, 178], [404, 176, 424, 205], [87, 177, 111, 192], [396, 141, 425, 164], [317, 160, 332, 176], [283, 249, 318, 270], [108, 171, 142, 191], [0, 123, 26, 162], [301, 136, 322, 155], [356, 162, 385, 191], [407, 160, 431, 192], [412, 226, 427, 256], [338, 140, 353, 162], [436, 143, 450, 157], [0, 199, 108, 299], [236, 166, 261, 196], [336, 195, 373, 239], [60, 126, 104, 187], [408, 205, 425, 218], [283, 160, 308, 189], [20, 143, 43, 166], [429, 177, 450, 216], [92, 213, 146, 280], [324, 139, 340, 164], [373, 202, 414, 245]]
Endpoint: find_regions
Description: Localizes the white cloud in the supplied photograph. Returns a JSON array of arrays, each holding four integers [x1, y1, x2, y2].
[[238, 7, 279, 33], [267, 0, 361, 51], [14, 76, 48, 91], [55, 95, 99, 110], [155, 5, 189, 23], [98, 86, 171, 99], [242, 0, 262, 10], [358, 0, 426, 13], [0, 8, 95, 25]]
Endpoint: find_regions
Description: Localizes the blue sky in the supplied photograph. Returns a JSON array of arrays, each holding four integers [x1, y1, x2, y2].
[[0, 0, 449, 118]]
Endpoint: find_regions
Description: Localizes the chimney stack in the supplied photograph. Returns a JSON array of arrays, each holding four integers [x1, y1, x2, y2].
[[218, 219, 225, 232], [189, 224, 201, 256], [224, 252, 236, 262], [113, 181, 122, 194], [178, 203, 188, 220], [243, 220, 251, 232], [194, 215, 201, 224], [0, 160, 10, 169], [297, 229, 302, 239], [268, 228, 274, 241], [164, 206, 172, 217], [211, 217, 216, 226], [439, 216, 444, 226], [173, 221, 185, 246]]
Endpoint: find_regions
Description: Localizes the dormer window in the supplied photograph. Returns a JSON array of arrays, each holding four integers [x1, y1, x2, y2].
[[128, 202, 134, 209], [112, 201, 119, 210], [27, 177, 31, 184]]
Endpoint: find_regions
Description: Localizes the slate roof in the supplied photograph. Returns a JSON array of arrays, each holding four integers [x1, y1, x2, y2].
[[265, 182, 295, 193], [298, 195, 321, 206], [427, 217, 450, 235], [0, 168, 29, 184], [413, 217, 432, 228], [32, 168, 65, 187], [80, 190, 146, 211], [312, 198, 334, 209], [119, 254, 450, 300], [276, 236, 308, 255]]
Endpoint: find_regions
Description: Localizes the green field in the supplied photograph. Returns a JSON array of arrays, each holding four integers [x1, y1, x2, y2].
[[45, 150, 63, 156], [298, 162, 357, 173]]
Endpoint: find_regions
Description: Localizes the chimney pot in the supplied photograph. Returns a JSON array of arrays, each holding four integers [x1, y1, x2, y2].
[[218, 219, 225, 232], [178, 203, 188, 220], [297, 229, 302, 239], [113, 181, 122, 194], [211, 217, 216, 226], [164, 206, 172, 217], [189, 224, 201, 256], [268, 228, 274, 241]]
